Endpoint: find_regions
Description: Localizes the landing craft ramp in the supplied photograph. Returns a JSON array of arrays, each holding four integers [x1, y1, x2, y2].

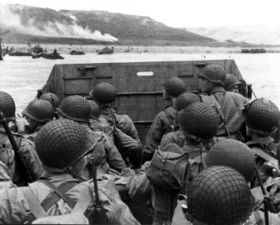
[[41, 59, 247, 143]]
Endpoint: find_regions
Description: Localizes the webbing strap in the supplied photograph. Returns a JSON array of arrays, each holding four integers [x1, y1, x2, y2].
[[72, 185, 92, 214], [39, 180, 78, 210], [22, 186, 48, 222]]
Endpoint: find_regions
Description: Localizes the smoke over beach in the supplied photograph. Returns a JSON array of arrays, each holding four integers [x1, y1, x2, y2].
[[0, 4, 118, 42]]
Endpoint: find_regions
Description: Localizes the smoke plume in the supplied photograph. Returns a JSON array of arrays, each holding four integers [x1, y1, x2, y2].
[[0, 4, 118, 42]]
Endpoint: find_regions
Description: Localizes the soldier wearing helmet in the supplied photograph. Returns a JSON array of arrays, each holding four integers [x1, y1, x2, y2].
[[20, 99, 55, 141], [91, 82, 142, 169], [151, 102, 220, 225], [244, 98, 280, 186], [0, 91, 43, 186], [39, 92, 60, 109], [198, 64, 248, 140], [224, 73, 241, 93], [0, 120, 140, 224], [143, 77, 187, 162], [172, 166, 254, 225], [57, 95, 127, 176]]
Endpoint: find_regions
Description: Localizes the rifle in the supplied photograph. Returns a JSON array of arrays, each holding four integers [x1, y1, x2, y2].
[[89, 160, 110, 225], [0, 111, 33, 184]]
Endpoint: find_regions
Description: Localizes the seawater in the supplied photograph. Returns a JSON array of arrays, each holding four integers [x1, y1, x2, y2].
[[1, 52, 280, 113]]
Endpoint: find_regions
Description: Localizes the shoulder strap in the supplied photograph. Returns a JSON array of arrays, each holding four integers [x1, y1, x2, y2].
[[72, 185, 92, 214], [39, 180, 78, 210], [22, 186, 48, 222]]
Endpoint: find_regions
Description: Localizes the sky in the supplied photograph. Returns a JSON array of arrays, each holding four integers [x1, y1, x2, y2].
[[1, 0, 280, 28]]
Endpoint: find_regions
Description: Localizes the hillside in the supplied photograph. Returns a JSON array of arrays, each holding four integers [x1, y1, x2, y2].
[[188, 25, 280, 45], [0, 4, 216, 45]]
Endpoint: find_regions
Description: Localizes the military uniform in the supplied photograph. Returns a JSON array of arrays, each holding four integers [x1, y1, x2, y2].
[[0, 128, 44, 185], [0, 172, 140, 225], [144, 104, 177, 160], [208, 86, 248, 137]]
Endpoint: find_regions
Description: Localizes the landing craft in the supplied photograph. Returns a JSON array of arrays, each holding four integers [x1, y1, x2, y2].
[[39, 59, 253, 143]]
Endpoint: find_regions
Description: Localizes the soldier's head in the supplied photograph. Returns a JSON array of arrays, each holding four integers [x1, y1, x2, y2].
[[57, 95, 91, 123], [183, 166, 254, 225], [163, 77, 187, 102], [224, 74, 240, 93], [178, 102, 220, 141], [175, 92, 201, 112], [244, 98, 280, 137], [0, 91, 16, 121], [22, 99, 55, 131], [91, 82, 117, 106], [198, 64, 226, 93], [39, 92, 60, 109], [206, 139, 255, 182], [87, 100, 100, 120], [35, 119, 95, 176]]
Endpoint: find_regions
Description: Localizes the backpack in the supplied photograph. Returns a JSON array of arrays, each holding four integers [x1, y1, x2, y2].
[[146, 143, 189, 190]]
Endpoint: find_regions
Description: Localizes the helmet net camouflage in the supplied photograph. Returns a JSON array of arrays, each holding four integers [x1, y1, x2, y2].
[[39, 92, 60, 108], [163, 77, 187, 97], [187, 166, 254, 225], [23, 99, 55, 123], [206, 139, 255, 182], [92, 82, 116, 104], [178, 102, 220, 138], [0, 91, 15, 119], [245, 98, 280, 132], [57, 95, 91, 122], [35, 119, 94, 171], [224, 74, 240, 91], [87, 100, 100, 118], [175, 92, 200, 111], [198, 64, 226, 85]]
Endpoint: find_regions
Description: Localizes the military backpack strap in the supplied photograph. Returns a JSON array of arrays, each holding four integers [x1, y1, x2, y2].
[[22, 186, 48, 223], [72, 185, 92, 214], [39, 180, 78, 210]]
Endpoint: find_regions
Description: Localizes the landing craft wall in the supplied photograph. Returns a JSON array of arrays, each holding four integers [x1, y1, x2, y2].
[[41, 59, 245, 143]]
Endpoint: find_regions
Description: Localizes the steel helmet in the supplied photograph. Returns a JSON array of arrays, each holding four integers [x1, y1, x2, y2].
[[57, 95, 91, 123], [92, 82, 117, 104], [163, 77, 187, 97], [39, 92, 60, 108], [87, 100, 100, 118], [244, 98, 280, 132], [175, 92, 200, 111], [198, 64, 226, 86], [35, 119, 94, 171], [224, 74, 241, 91], [0, 91, 16, 120], [187, 166, 254, 225], [206, 139, 255, 182], [22, 99, 55, 123], [178, 102, 220, 139]]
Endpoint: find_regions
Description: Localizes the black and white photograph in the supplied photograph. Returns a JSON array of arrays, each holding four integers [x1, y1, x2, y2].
[[1, 0, 280, 224]]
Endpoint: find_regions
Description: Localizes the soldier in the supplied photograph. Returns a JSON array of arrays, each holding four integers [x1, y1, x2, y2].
[[198, 64, 248, 139], [0, 119, 140, 224], [172, 166, 254, 225], [39, 92, 60, 109], [19, 99, 55, 141], [143, 77, 187, 162], [91, 82, 142, 168], [224, 73, 241, 93], [57, 95, 127, 176], [0, 91, 43, 185], [149, 102, 221, 225], [243, 98, 280, 185]]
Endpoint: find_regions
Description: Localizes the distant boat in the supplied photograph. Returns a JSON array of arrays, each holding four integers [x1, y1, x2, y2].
[[9, 51, 32, 56], [241, 48, 267, 53], [70, 50, 85, 55], [97, 46, 114, 55], [32, 52, 64, 60]]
